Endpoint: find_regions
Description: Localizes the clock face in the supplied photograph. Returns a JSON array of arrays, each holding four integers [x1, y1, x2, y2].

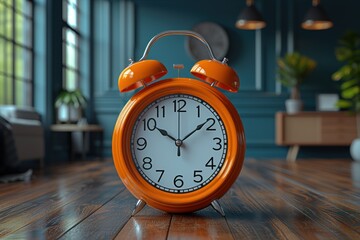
[[131, 94, 227, 193]]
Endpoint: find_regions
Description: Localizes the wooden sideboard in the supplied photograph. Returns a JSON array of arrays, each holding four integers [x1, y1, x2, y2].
[[275, 112, 357, 161]]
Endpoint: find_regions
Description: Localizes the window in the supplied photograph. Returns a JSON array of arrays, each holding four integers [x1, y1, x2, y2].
[[63, 0, 80, 90], [0, 0, 34, 106]]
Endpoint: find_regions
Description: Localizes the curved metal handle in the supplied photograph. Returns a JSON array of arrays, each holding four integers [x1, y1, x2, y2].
[[138, 30, 217, 62]]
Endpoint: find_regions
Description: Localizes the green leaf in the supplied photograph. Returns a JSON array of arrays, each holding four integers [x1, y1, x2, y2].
[[54, 89, 87, 109], [335, 47, 353, 61], [332, 65, 353, 81], [277, 52, 316, 88], [341, 86, 359, 99], [336, 99, 352, 109], [341, 79, 358, 90]]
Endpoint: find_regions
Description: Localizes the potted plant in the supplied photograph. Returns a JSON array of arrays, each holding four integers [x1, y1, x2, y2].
[[55, 89, 87, 123], [332, 31, 360, 161], [277, 52, 317, 114]]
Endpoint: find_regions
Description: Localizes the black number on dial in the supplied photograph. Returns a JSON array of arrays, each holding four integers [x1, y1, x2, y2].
[[136, 137, 147, 150], [213, 137, 222, 151], [206, 118, 216, 131], [143, 118, 157, 131], [173, 99, 187, 112], [173, 175, 184, 188], [205, 157, 216, 170], [155, 105, 165, 118], [142, 157, 152, 170], [193, 170, 203, 183], [156, 170, 165, 182]]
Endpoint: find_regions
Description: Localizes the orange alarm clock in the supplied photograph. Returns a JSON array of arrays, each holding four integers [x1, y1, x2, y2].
[[112, 31, 245, 216]]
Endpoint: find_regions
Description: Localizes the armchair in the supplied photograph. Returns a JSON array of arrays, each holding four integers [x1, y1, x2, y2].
[[0, 105, 45, 168]]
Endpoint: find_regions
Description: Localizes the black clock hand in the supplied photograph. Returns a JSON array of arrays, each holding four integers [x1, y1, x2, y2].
[[182, 118, 211, 142], [156, 127, 177, 142], [156, 127, 182, 157], [177, 110, 181, 157]]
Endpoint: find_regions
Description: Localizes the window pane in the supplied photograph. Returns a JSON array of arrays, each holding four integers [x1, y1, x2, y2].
[[15, 78, 24, 105], [0, 3, 5, 36], [15, 0, 32, 17], [5, 76, 12, 103], [66, 44, 77, 68], [5, 4, 12, 39], [15, 78, 31, 106], [15, 13, 32, 47], [64, 68, 77, 90], [0, 74, 4, 104], [15, 46, 32, 79], [4, 0, 12, 6], [15, 12, 25, 45], [24, 16, 32, 47], [69, 0, 77, 6], [6, 42, 12, 75], [66, 29, 77, 46], [67, 5, 77, 28], [0, 38, 4, 73]]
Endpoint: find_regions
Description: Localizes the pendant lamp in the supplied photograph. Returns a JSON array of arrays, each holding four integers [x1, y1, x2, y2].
[[235, 0, 266, 30], [302, 0, 333, 30]]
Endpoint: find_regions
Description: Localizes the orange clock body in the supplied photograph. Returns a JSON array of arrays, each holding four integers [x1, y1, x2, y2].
[[112, 78, 245, 213]]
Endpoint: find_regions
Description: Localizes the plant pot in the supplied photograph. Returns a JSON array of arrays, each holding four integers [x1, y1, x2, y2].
[[285, 99, 303, 114], [350, 138, 360, 161], [57, 104, 81, 123]]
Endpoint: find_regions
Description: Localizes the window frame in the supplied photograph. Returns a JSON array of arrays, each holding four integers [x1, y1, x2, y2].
[[0, 0, 35, 106], [62, 0, 81, 91]]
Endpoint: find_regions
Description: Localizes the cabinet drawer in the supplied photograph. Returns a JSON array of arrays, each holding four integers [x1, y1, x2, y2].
[[321, 125, 356, 134], [283, 117, 321, 144], [321, 132, 356, 145], [276, 112, 357, 146], [321, 117, 356, 126]]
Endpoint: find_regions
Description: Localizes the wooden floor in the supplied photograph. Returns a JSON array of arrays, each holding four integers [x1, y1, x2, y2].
[[1, 158, 360, 239]]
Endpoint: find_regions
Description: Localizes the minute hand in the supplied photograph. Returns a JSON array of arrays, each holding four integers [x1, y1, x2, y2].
[[181, 118, 211, 142]]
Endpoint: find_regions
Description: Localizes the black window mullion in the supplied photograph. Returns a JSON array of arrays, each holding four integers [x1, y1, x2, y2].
[[12, 0, 15, 104], [63, 22, 80, 36], [29, 0, 34, 106], [3, 2, 7, 103]]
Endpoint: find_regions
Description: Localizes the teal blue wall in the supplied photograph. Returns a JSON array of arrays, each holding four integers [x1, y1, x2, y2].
[[32, 0, 358, 162], [90, 0, 360, 159]]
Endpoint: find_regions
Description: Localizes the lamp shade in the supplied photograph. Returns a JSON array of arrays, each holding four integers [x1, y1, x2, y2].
[[235, 1, 266, 30], [302, 1, 333, 30]]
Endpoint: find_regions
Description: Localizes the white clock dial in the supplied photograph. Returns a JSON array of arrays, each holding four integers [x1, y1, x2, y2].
[[131, 94, 227, 193]]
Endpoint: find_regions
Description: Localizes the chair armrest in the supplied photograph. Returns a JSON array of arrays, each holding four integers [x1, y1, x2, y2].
[[0, 105, 41, 121]]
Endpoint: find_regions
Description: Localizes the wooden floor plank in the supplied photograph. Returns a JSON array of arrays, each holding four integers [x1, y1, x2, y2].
[[257, 160, 360, 223], [1, 162, 122, 239], [0, 162, 114, 211], [58, 188, 136, 239], [115, 206, 171, 240], [245, 161, 360, 239], [3, 182, 123, 239], [167, 207, 234, 240], [1, 158, 360, 239], [0, 160, 106, 199], [222, 168, 336, 240]]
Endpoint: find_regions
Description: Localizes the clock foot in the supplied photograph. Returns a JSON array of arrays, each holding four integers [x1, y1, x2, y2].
[[132, 199, 146, 216], [211, 200, 225, 217]]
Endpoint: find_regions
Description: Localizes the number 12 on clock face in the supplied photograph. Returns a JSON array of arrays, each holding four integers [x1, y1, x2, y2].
[[131, 94, 228, 193]]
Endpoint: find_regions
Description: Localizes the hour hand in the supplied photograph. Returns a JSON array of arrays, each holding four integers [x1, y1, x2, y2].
[[156, 127, 177, 142]]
